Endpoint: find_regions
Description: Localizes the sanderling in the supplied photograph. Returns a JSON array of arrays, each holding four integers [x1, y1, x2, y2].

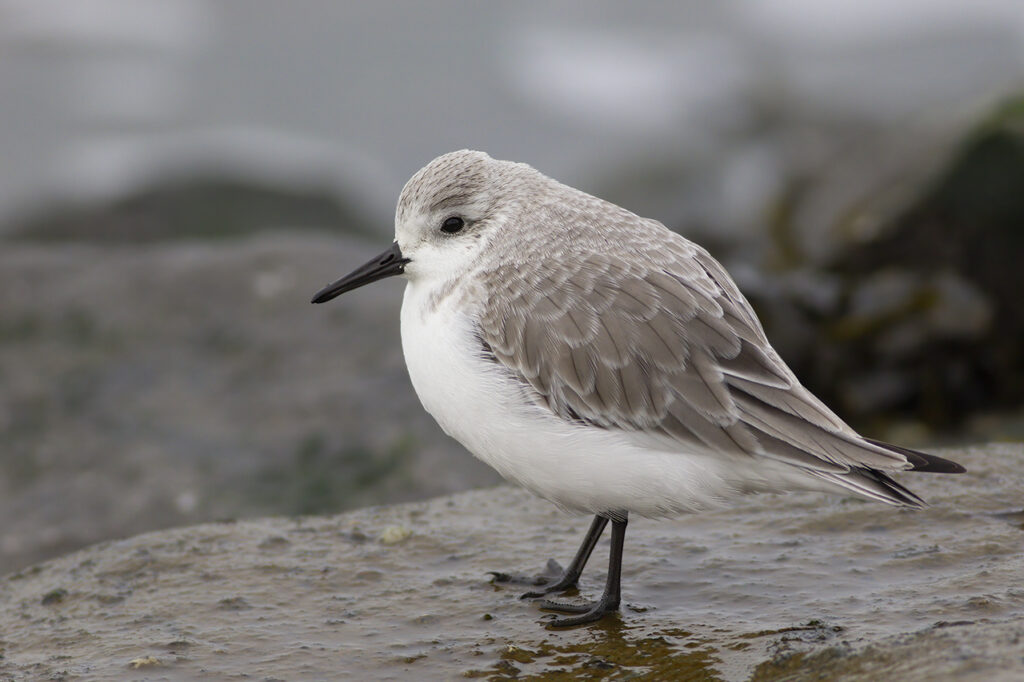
[[312, 150, 965, 627]]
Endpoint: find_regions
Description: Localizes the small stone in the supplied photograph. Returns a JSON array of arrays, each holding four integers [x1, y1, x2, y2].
[[378, 525, 412, 545], [128, 656, 161, 669], [217, 596, 251, 610], [41, 588, 67, 606]]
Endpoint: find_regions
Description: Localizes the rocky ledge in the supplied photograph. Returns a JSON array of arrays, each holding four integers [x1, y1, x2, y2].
[[1, 443, 1022, 680]]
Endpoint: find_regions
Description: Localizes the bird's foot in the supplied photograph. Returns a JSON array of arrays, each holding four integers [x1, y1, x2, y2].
[[540, 596, 619, 627], [489, 559, 581, 599], [488, 558, 565, 589], [518, 570, 579, 599]]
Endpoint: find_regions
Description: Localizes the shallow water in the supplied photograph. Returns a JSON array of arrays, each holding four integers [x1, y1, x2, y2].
[[1, 443, 1022, 680]]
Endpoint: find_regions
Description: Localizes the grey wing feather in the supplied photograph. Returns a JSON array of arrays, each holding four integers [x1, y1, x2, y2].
[[477, 233, 926, 492]]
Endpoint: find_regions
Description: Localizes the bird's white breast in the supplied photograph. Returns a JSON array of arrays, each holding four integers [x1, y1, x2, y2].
[[398, 279, 778, 517]]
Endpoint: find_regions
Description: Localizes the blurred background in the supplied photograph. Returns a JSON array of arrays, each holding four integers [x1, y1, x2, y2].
[[1, 0, 1022, 575]]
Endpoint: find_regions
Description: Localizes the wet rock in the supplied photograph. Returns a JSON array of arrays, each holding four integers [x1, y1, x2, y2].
[[731, 95, 1024, 431], [819, 98, 1024, 428], [1, 443, 1021, 680], [0, 235, 499, 575], [4, 172, 377, 242]]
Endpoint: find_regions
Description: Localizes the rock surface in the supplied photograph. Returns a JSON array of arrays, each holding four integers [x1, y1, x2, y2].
[[1, 444, 1021, 681], [0, 234, 499, 575], [732, 96, 1024, 430]]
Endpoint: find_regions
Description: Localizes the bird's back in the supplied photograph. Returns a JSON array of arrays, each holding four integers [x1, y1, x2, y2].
[[468, 175, 962, 509]]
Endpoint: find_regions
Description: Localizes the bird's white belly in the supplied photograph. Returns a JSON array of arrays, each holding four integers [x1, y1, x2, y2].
[[399, 282, 775, 517]]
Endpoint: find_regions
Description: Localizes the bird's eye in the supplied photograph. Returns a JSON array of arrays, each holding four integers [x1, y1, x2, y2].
[[441, 216, 465, 234]]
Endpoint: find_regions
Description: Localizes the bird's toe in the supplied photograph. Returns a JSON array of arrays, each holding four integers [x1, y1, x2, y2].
[[488, 559, 564, 587], [542, 599, 620, 627]]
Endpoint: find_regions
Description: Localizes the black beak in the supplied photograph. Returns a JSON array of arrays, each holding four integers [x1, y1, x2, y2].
[[310, 242, 410, 304]]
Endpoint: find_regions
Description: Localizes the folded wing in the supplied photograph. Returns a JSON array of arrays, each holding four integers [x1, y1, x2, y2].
[[477, 235, 962, 506]]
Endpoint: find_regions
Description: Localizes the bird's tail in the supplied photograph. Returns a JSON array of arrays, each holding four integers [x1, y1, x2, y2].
[[809, 439, 965, 509]]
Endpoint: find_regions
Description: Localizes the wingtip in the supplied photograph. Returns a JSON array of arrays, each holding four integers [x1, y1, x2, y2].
[[863, 438, 967, 474]]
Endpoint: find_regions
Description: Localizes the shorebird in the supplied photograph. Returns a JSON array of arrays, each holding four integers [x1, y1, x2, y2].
[[312, 150, 965, 627]]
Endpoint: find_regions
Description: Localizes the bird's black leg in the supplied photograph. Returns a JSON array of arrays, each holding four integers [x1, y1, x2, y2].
[[519, 515, 609, 599], [489, 515, 608, 596], [541, 513, 627, 627]]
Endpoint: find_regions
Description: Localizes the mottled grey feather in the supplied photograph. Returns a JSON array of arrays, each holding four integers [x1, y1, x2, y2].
[[473, 190, 920, 491]]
